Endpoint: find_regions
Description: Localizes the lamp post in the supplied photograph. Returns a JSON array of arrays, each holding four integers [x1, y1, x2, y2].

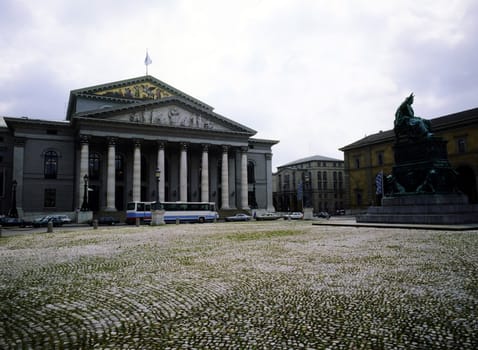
[[155, 168, 161, 203], [304, 174, 310, 208], [8, 180, 18, 218], [81, 174, 89, 211], [151, 168, 164, 225]]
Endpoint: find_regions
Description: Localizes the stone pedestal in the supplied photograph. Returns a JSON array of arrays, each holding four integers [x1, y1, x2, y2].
[[303, 207, 314, 220], [391, 137, 457, 194], [77, 211, 93, 224], [357, 194, 478, 224], [150, 210, 165, 226]]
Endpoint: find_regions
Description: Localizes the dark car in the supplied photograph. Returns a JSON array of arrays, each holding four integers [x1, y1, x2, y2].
[[33, 216, 63, 227], [225, 213, 251, 222], [50, 215, 72, 224], [89, 216, 120, 226], [0, 217, 32, 227]]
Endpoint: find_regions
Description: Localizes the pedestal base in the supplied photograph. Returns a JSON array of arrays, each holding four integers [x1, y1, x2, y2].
[[357, 193, 478, 224], [77, 211, 93, 224], [303, 207, 314, 220], [150, 210, 165, 226]]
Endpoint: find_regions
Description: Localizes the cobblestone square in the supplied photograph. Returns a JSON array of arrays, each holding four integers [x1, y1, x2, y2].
[[1, 221, 477, 349]]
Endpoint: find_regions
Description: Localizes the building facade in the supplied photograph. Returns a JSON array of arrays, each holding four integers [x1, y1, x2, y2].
[[1, 76, 278, 218], [340, 108, 478, 212], [273, 155, 347, 214]]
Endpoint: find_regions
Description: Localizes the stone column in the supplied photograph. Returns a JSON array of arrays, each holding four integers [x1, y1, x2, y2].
[[133, 140, 141, 202], [78, 135, 89, 209], [221, 146, 229, 209], [13, 138, 25, 215], [180, 142, 188, 202], [240, 147, 249, 209], [157, 141, 165, 202], [266, 153, 275, 212], [105, 137, 116, 211], [201, 144, 209, 202]]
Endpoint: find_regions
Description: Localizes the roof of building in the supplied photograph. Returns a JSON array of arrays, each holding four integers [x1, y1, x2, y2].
[[340, 106, 478, 151], [278, 155, 343, 168], [66, 75, 213, 119]]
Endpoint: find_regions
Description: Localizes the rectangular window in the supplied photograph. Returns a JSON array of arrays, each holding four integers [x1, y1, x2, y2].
[[377, 152, 384, 166], [44, 189, 56, 208], [457, 138, 466, 153], [284, 174, 290, 191], [354, 157, 360, 169]]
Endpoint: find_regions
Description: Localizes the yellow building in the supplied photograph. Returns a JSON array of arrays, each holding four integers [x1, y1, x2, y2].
[[340, 108, 478, 212]]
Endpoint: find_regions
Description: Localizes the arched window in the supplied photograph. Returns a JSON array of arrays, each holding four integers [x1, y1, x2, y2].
[[44, 151, 58, 179], [89, 153, 101, 180], [247, 161, 255, 184]]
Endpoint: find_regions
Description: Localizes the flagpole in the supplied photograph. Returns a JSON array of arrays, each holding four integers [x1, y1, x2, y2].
[[144, 49, 152, 76]]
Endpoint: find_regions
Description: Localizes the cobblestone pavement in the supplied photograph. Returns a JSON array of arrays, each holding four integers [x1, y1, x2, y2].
[[1, 221, 477, 349]]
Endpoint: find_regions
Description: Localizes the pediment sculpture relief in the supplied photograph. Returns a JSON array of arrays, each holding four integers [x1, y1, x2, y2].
[[125, 106, 227, 131]]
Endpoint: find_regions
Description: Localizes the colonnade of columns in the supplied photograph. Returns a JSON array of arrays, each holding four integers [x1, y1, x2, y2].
[[77, 137, 249, 211]]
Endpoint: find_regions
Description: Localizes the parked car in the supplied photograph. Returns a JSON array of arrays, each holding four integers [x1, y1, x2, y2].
[[33, 216, 63, 227], [50, 215, 72, 224], [315, 211, 330, 219], [225, 213, 251, 222], [282, 212, 304, 220], [88, 216, 120, 226], [0, 217, 32, 227], [255, 212, 281, 221]]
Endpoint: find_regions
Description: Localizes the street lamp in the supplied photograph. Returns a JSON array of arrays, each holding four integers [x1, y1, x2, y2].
[[155, 168, 161, 203], [151, 168, 164, 225], [81, 174, 89, 211], [304, 174, 310, 208]]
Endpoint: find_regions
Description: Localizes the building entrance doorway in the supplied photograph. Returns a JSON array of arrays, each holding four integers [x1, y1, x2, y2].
[[456, 165, 477, 203]]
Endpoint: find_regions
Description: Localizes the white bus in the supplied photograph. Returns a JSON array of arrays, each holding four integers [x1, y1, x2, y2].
[[126, 201, 218, 224]]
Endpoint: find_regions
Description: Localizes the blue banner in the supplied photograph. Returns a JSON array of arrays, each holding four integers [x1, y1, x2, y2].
[[297, 182, 303, 200]]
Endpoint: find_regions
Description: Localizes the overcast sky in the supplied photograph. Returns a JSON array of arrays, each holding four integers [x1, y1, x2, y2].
[[1, 0, 477, 171]]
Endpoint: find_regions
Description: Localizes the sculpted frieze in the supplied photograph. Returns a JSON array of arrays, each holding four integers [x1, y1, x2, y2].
[[117, 106, 227, 131]]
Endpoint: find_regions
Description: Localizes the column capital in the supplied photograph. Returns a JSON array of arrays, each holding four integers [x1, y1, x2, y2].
[[180, 142, 189, 150], [222, 145, 229, 153], [133, 139, 142, 147], [107, 137, 117, 146], [240, 146, 249, 153], [265, 153, 272, 160], [14, 137, 26, 146], [79, 134, 90, 144], [201, 143, 210, 152], [157, 141, 166, 149]]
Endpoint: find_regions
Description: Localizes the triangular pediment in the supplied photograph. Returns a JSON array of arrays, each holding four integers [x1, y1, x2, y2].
[[67, 75, 214, 120], [67, 76, 256, 135], [97, 101, 253, 134], [95, 81, 173, 101]]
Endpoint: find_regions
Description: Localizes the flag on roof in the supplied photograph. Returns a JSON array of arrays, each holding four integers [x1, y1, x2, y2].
[[144, 51, 152, 66]]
